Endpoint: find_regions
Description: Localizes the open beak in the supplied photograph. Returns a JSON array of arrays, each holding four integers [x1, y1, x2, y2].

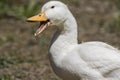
[[27, 12, 51, 36]]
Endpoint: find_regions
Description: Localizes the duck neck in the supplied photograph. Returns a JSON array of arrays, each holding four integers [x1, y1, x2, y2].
[[59, 11, 78, 44], [50, 12, 78, 53]]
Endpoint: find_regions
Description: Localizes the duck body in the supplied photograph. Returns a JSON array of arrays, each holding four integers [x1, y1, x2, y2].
[[47, 2, 120, 80], [49, 38, 120, 80], [27, 1, 120, 80]]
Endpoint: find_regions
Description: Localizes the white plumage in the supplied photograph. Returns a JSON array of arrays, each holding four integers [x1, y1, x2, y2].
[[27, 1, 120, 80]]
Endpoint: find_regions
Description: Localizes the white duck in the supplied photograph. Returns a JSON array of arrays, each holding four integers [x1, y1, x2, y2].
[[27, 1, 120, 80]]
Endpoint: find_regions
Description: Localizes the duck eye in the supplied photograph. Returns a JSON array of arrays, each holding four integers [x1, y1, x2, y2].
[[51, 6, 55, 9]]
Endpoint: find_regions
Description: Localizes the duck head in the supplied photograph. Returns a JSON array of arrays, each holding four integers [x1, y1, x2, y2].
[[27, 1, 69, 36]]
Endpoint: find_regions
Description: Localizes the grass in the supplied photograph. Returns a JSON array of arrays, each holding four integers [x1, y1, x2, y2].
[[0, 74, 13, 80], [0, 0, 40, 19], [111, 0, 120, 32], [13, 0, 40, 19], [0, 51, 19, 68], [107, 15, 120, 36], [106, 0, 120, 35], [38, 37, 49, 46], [111, 0, 120, 9]]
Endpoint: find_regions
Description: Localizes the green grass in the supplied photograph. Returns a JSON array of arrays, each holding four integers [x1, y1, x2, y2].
[[111, 0, 120, 9], [0, 52, 17, 68], [13, 0, 40, 19], [0, 74, 13, 80], [108, 15, 120, 35], [0, 0, 40, 19]]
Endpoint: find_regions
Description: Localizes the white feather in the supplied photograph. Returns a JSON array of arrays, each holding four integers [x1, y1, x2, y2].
[[40, 1, 120, 80]]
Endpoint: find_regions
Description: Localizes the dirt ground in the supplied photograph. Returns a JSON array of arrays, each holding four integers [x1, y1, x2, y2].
[[0, 0, 120, 80]]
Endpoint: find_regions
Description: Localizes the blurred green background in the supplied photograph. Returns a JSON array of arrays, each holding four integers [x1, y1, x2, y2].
[[0, 0, 120, 80]]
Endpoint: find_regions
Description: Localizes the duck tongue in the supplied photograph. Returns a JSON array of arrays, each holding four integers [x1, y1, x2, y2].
[[35, 21, 48, 36]]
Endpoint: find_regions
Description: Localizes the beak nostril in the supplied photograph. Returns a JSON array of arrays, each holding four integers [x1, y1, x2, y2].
[[39, 15, 41, 16]]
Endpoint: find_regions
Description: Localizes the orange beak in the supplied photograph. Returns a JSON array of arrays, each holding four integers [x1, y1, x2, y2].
[[27, 13, 51, 36], [27, 12, 47, 22]]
